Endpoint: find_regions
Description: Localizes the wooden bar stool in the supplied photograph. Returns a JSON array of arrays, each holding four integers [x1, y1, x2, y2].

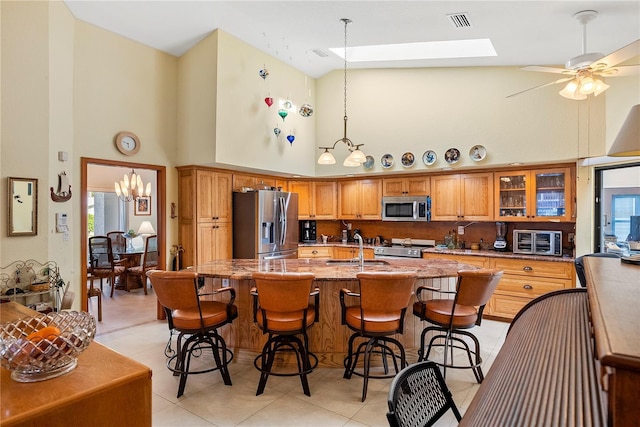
[[340, 271, 416, 401], [413, 269, 503, 382], [251, 272, 319, 396]]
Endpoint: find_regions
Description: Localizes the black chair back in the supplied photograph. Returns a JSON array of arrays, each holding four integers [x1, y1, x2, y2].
[[387, 361, 462, 427]]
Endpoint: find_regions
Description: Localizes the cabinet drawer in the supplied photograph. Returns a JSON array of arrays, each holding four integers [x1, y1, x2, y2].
[[489, 293, 532, 320], [423, 253, 491, 268], [497, 275, 571, 298], [491, 258, 573, 279], [298, 246, 333, 259]]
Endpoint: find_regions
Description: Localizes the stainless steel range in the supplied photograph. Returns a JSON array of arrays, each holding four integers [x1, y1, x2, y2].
[[373, 238, 436, 259]]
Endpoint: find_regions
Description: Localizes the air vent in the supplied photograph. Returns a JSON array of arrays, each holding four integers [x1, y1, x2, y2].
[[447, 13, 472, 28], [312, 48, 329, 58]]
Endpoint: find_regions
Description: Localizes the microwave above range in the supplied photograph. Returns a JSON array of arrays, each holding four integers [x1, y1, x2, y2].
[[513, 230, 562, 257], [382, 196, 431, 222]]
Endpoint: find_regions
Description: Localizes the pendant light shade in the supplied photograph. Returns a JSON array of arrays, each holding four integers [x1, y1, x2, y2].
[[317, 18, 367, 167], [608, 104, 640, 157]]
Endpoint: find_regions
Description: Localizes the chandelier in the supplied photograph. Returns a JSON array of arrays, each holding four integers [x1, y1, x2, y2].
[[559, 70, 609, 100], [114, 169, 151, 202], [317, 18, 367, 167]]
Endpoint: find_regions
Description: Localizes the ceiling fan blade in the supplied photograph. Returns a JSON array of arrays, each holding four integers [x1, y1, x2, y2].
[[597, 64, 640, 77], [592, 39, 640, 69], [521, 65, 575, 75], [506, 77, 574, 98]]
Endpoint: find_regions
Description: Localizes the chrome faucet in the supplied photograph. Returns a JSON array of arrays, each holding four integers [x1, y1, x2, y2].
[[354, 232, 364, 269]]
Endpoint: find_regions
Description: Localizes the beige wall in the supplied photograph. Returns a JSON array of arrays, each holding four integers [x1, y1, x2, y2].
[[1, 1, 54, 262], [315, 66, 606, 177]]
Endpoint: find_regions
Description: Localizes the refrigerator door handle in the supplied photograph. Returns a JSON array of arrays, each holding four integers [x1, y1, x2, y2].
[[279, 196, 287, 246]]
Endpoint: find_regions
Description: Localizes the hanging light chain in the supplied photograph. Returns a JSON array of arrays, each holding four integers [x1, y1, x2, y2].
[[342, 18, 350, 121]]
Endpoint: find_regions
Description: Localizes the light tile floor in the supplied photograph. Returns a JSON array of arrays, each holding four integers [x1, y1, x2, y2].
[[94, 291, 509, 427]]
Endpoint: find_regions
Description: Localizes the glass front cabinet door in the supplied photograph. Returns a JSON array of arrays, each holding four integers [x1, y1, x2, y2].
[[495, 168, 572, 222]]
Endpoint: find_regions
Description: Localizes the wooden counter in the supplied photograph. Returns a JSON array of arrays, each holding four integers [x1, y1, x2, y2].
[[584, 257, 640, 427], [190, 258, 473, 364], [460, 256, 640, 427], [1, 303, 152, 427]]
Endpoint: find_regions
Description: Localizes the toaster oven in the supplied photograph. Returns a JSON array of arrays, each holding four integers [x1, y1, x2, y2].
[[513, 230, 562, 256]]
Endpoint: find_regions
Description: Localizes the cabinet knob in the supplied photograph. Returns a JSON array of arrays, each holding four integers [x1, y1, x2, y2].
[[312, 250, 318, 254], [523, 284, 533, 290], [523, 266, 533, 271]]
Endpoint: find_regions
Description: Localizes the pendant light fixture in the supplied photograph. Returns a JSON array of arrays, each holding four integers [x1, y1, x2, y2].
[[317, 18, 367, 167], [114, 169, 151, 203]]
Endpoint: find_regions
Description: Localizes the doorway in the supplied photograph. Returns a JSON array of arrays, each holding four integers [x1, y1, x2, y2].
[[81, 157, 166, 317], [594, 162, 640, 253]]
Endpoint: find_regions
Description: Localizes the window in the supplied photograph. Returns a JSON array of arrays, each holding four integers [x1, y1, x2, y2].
[[611, 195, 640, 241], [87, 192, 128, 237], [595, 163, 640, 252]]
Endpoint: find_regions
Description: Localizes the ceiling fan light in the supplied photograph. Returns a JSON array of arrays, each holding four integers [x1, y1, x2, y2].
[[318, 149, 336, 165], [559, 80, 586, 100], [579, 76, 596, 94], [593, 79, 610, 96]]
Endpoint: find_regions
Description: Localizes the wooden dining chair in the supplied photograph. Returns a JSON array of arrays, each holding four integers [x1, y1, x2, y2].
[[127, 235, 159, 294], [88, 236, 126, 297]]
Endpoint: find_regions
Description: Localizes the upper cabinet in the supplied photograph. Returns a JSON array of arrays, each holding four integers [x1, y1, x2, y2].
[[382, 177, 430, 196], [338, 179, 382, 220], [178, 167, 233, 267], [495, 167, 573, 222], [232, 173, 287, 192], [196, 170, 232, 223], [289, 181, 337, 220], [431, 173, 494, 221]]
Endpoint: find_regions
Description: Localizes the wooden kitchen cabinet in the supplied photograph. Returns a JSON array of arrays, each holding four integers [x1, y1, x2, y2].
[[298, 246, 333, 259], [196, 170, 232, 223], [338, 179, 382, 219], [178, 167, 232, 267], [333, 246, 374, 259], [494, 167, 573, 222], [486, 257, 575, 320], [383, 177, 430, 196], [422, 252, 491, 268], [289, 181, 337, 219], [431, 173, 494, 221], [232, 173, 286, 191], [422, 251, 575, 322]]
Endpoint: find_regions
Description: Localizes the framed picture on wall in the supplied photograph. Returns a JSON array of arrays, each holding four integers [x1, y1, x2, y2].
[[135, 196, 151, 216]]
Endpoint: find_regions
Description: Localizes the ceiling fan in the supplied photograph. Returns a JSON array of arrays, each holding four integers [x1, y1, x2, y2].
[[508, 10, 640, 100]]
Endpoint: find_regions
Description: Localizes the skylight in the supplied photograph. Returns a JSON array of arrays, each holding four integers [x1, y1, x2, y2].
[[329, 39, 497, 62]]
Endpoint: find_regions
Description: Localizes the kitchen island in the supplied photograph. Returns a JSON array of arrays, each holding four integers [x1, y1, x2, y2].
[[189, 258, 474, 365]]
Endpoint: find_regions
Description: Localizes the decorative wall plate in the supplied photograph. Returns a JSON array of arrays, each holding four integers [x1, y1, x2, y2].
[[363, 155, 375, 170], [422, 150, 437, 166], [401, 152, 415, 168], [469, 145, 487, 161], [381, 154, 394, 168], [444, 148, 461, 164]]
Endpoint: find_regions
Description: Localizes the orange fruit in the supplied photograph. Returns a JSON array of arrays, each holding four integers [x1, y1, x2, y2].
[[26, 325, 61, 342]]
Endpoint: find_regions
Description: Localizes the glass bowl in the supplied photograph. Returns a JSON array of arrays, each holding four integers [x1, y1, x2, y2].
[[0, 311, 96, 382]]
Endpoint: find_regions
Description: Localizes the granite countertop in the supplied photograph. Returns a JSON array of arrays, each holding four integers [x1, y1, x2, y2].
[[422, 247, 575, 263], [190, 258, 475, 281]]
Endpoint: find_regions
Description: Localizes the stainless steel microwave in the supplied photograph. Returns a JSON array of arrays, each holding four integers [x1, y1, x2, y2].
[[513, 230, 562, 256], [382, 196, 431, 222]]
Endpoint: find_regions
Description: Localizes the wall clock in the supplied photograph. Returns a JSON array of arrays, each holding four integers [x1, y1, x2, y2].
[[115, 131, 140, 155]]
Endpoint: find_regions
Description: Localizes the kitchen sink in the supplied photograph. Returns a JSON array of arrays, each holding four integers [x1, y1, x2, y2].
[[326, 259, 390, 266]]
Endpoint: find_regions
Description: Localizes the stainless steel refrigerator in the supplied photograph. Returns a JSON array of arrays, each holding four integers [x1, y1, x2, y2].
[[233, 190, 299, 260]]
